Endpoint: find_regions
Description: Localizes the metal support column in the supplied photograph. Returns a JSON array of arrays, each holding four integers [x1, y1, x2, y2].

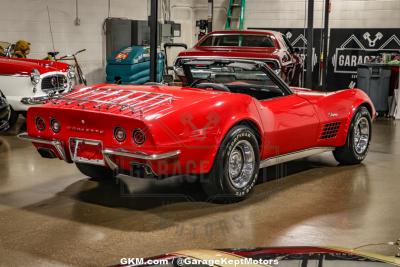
[[305, 0, 315, 89], [208, 0, 213, 32], [149, 0, 158, 82], [321, 0, 330, 90]]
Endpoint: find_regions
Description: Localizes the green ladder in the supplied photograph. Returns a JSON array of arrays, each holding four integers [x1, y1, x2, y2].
[[225, 0, 246, 30]]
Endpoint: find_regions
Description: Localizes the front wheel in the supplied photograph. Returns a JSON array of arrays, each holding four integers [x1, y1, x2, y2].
[[333, 106, 372, 165], [7, 107, 19, 128], [76, 163, 115, 181], [201, 125, 260, 202]]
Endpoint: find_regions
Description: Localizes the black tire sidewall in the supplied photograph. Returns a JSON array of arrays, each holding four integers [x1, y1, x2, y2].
[[8, 107, 19, 127], [214, 126, 260, 197], [347, 107, 372, 161]]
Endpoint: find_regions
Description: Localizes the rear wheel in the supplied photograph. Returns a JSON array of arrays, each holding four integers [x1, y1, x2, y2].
[[333, 106, 372, 165], [76, 163, 115, 180], [201, 125, 260, 202]]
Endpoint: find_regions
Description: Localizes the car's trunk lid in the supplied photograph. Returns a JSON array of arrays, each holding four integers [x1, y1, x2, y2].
[[45, 84, 224, 120]]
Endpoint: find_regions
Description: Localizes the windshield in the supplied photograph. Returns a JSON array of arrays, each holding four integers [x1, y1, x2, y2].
[[199, 34, 276, 48], [182, 60, 288, 100]]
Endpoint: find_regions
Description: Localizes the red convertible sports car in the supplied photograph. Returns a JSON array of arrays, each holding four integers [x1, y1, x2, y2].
[[18, 59, 375, 201], [175, 30, 303, 85]]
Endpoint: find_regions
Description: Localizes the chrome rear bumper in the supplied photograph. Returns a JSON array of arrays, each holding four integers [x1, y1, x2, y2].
[[18, 133, 68, 161], [17, 133, 181, 172]]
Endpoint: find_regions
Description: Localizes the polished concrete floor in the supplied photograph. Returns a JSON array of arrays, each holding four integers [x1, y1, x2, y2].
[[0, 119, 399, 266]]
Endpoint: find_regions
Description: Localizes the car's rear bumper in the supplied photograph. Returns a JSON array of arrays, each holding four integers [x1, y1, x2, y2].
[[17, 133, 181, 177]]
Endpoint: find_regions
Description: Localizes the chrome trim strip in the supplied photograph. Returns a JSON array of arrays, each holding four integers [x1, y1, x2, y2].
[[259, 147, 335, 169], [20, 96, 50, 105], [103, 148, 181, 161], [0, 73, 30, 77], [17, 133, 68, 161]]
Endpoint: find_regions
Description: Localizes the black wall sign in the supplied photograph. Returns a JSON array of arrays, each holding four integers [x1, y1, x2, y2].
[[250, 27, 323, 89], [249, 27, 400, 91], [327, 28, 400, 90]]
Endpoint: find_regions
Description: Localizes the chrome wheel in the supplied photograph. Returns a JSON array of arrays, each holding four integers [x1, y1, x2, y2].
[[228, 140, 256, 189], [353, 117, 370, 154]]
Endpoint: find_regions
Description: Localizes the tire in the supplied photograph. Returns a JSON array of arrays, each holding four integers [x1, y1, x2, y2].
[[333, 106, 372, 165], [76, 163, 115, 180], [201, 125, 260, 202], [8, 107, 19, 128]]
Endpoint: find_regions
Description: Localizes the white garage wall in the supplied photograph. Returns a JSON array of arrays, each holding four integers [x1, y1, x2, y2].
[[244, 0, 400, 29], [1, 0, 398, 84], [0, 0, 148, 84]]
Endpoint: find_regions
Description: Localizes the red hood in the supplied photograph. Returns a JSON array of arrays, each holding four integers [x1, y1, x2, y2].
[[178, 46, 281, 61], [0, 57, 69, 76]]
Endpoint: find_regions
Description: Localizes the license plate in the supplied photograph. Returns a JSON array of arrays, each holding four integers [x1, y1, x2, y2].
[[70, 138, 105, 166]]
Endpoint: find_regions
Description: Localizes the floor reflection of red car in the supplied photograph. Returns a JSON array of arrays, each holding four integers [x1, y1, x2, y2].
[[175, 30, 303, 85], [114, 246, 400, 267]]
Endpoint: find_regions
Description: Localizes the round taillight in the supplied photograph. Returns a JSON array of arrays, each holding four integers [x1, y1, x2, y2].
[[35, 117, 46, 131], [50, 119, 61, 133], [132, 129, 146, 145], [114, 127, 126, 142]]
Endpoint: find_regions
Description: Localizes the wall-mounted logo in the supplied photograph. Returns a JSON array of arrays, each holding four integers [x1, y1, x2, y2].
[[363, 32, 383, 47], [332, 32, 400, 74]]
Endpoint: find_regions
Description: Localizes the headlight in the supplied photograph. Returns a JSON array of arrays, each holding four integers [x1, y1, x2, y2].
[[30, 69, 40, 86], [62, 77, 69, 89], [67, 66, 75, 79]]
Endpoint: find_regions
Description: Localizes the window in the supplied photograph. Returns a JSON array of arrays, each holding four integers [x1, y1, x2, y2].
[[199, 34, 275, 48]]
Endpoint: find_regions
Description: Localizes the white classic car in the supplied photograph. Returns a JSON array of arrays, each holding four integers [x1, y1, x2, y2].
[[0, 45, 74, 127]]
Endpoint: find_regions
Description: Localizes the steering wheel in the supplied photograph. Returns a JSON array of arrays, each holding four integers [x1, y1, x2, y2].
[[195, 83, 230, 92], [190, 78, 212, 87], [190, 79, 230, 92]]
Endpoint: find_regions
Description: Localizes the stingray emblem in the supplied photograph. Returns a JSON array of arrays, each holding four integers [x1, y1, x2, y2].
[[180, 112, 220, 141], [328, 112, 338, 118], [81, 120, 85, 125], [363, 32, 383, 47]]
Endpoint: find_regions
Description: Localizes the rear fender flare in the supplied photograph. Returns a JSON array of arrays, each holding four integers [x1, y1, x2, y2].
[[205, 116, 263, 173]]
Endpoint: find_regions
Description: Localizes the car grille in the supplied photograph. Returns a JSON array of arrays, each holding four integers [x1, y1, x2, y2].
[[175, 57, 281, 70], [41, 75, 68, 94], [320, 122, 341, 139]]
